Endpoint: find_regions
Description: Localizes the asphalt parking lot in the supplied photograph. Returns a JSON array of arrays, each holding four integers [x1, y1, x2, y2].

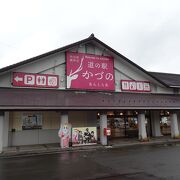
[[1, 143, 180, 180]]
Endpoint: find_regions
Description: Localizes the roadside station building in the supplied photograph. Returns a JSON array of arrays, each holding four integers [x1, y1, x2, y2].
[[0, 34, 180, 151]]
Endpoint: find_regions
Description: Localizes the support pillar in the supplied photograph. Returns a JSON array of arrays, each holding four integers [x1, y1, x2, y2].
[[138, 111, 148, 141], [60, 112, 69, 125], [100, 113, 107, 145], [170, 112, 180, 138], [151, 111, 162, 137], [177, 111, 180, 133], [3, 112, 9, 147], [0, 112, 5, 152]]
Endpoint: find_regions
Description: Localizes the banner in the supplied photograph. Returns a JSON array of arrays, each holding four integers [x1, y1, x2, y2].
[[72, 127, 97, 146], [121, 80, 151, 92], [66, 52, 115, 90], [13, 72, 59, 88]]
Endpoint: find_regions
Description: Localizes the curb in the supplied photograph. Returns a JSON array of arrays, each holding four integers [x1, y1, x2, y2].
[[1, 139, 180, 159], [0, 146, 105, 159], [111, 139, 180, 149]]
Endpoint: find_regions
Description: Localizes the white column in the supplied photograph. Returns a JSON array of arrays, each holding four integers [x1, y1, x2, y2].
[[151, 111, 163, 137], [170, 112, 180, 138], [177, 112, 180, 133], [138, 112, 148, 141], [3, 112, 9, 147], [0, 113, 5, 152], [60, 112, 68, 126], [100, 113, 107, 145]]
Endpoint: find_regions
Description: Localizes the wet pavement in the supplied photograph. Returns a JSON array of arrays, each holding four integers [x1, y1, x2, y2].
[[1, 143, 180, 179], [2, 136, 180, 158]]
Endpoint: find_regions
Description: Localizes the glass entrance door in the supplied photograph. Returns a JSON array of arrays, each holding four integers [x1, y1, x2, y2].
[[107, 111, 139, 138], [160, 111, 171, 135]]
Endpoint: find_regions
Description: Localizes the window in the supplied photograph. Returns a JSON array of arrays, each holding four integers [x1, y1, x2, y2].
[[22, 113, 42, 130]]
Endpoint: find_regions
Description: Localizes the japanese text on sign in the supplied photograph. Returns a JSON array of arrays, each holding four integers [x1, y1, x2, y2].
[[121, 80, 151, 92], [12, 72, 59, 88], [66, 52, 115, 90]]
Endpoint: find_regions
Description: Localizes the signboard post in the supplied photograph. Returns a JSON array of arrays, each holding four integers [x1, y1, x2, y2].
[[72, 127, 97, 146], [66, 52, 115, 91]]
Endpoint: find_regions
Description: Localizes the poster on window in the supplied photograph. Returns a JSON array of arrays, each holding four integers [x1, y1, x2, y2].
[[66, 52, 115, 90], [22, 114, 42, 130], [72, 127, 97, 146]]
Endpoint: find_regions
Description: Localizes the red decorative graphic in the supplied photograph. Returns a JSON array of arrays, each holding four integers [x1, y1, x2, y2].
[[121, 80, 151, 92], [66, 52, 115, 90], [12, 72, 59, 88]]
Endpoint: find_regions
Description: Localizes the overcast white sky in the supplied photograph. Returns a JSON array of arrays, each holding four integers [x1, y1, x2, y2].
[[0, 0, 180, 74]]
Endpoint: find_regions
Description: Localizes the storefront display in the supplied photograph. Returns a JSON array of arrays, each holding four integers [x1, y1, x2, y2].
[[160, 111, 171, 135], [107, 111, 139, 138]]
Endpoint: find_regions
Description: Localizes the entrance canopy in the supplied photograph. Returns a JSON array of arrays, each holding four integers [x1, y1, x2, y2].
[[0, 88, 180, 110]]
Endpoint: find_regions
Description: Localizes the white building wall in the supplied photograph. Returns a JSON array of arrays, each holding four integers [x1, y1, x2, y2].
[[0, 73, 12, 87], [68, 111, 97, 127], [17, 53, 66, 74], [114, 56, 172, 93], [156, 86, 174, 94], [0, 52, 66, 89], [8, 111, 60, 146], [8, 110, 97, 146], [0, 42, 176, 94]]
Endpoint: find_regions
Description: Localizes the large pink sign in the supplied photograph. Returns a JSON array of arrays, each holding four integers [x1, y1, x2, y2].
[[12, 72, 59, 88], [66, 52, 115, 90], [121, 80, 151, 92]]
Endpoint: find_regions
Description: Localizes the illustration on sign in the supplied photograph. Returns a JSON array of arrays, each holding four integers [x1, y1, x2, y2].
[[121, 80, 151, 92], [66, 52, 115, 90], [13, 72, 59, 88], [72, 127, 97, 146]]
